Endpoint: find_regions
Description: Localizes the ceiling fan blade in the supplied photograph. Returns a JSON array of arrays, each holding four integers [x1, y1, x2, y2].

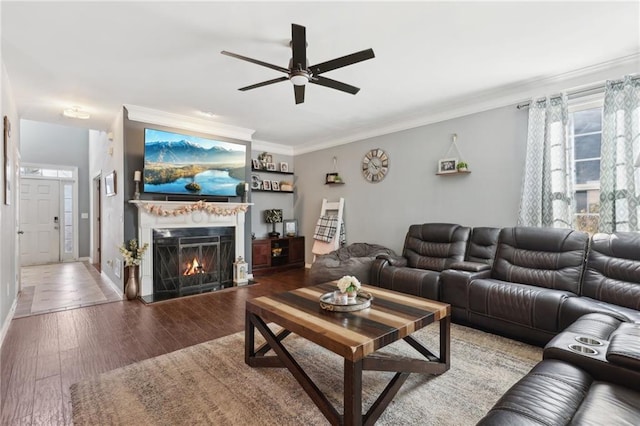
[[310, 76, 360, 95], [310, 48, 375, 75], [239, 76, 289, 91], [221, 51, 289, 74], [291, 24, 307, 70], [294, 85, 305, 104]]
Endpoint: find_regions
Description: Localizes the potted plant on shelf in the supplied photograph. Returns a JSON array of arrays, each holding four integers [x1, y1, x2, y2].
[[456, 161, 469, 172]]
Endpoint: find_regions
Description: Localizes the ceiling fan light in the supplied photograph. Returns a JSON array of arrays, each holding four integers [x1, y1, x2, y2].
[[290, 73, 309, 86], [63, 106, 90, 120]]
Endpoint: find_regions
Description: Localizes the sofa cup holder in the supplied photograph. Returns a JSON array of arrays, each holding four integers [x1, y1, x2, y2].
[[574, 336, 604, 346], [568, 343, 598, 355]]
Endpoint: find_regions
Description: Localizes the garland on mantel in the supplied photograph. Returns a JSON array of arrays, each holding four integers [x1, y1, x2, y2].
[[141, 200, 248, 217]]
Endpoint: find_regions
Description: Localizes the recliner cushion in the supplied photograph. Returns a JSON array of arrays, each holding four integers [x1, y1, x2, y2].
[[492, 227, 589, 294], [469, 278, 574, 332], [466, 227, 501, 266], [402, 223, 470, 271], [477, 359, 593, 425], [582, 232, 640, 310]]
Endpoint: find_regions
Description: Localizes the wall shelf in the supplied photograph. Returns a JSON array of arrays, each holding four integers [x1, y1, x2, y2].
[[436, 170, 471, 176], [252, 189, 294, 193], [251, 167, 294, 176], [325, 181, 345, 185]]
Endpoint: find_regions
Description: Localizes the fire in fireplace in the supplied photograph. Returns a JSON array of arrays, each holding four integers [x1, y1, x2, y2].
[[152, 227, 235, 300]]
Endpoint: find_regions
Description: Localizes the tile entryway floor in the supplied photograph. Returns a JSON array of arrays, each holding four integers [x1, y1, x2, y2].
[[15, 261, 122, 317]]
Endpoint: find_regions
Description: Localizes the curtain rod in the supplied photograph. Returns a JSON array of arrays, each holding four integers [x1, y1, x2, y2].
[[516, 75, 639, 110]]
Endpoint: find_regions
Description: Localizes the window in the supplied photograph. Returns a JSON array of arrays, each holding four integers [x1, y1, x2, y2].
[[569, 105, 602, 234]]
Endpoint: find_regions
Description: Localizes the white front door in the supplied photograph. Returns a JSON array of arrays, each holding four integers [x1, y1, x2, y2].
[[20, 178, 60, 266]]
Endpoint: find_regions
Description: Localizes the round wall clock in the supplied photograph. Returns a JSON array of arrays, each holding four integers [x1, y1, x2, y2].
[[362, 148, 389, 183]]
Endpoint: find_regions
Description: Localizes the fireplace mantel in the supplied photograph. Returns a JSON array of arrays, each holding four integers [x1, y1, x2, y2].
[[130, 200, 252, 297]]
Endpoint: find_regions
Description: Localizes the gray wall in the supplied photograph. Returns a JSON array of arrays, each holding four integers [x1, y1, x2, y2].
[[294, 104, 528, 262], [19, 119, 91, 258], [1, 61, 20, 337]]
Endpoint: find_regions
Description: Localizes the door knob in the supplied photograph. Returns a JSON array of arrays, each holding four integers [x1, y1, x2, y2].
[[17, 230, 24, 235]]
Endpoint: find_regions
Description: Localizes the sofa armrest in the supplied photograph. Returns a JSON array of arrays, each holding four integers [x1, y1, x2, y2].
[[375, 253, 408, 267], [440, 269, 491, 322], [449, 261, 491, 272], [607, 323, 640, 371]]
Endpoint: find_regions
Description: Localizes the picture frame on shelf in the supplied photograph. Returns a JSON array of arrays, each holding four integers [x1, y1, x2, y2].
[[280, 162, 289, 172], [104, 171, 117, 196], [265, 154, 273, 163], [272, 181, 280, 191], [262, 180, 272, 190], [252, 159, 261, 170], [438, 158, 458, 174], [266, 163, 276, 171], [283, 219, 298, 237], [325, 172, 338, 183], [251, 174, 261, 190]]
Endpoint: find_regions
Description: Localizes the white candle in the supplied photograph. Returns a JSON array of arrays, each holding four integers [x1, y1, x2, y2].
[[134, 170, 141, 182]]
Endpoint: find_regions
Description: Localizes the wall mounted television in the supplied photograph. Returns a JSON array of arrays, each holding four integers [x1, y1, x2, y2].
[[143, 128, 246, 198]]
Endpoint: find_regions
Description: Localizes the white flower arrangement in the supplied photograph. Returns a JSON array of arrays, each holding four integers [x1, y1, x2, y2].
[[337, 275, 361, 294], [119, 239, 149, 266]]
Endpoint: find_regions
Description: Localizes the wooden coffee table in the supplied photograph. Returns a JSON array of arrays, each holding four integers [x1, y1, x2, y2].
[[245, 282, 451, 426]]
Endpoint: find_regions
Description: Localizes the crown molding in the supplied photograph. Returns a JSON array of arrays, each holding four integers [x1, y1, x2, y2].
[[124, 105, 255, 142], [292, 53, 640, 155], [251, 139, 294, 156]]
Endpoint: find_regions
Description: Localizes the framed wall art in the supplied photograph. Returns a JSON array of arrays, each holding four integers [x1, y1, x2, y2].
[[105, 170, 117, 196]]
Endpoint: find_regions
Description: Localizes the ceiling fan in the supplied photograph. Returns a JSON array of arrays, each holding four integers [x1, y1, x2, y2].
[[221, 23, 375, 104]]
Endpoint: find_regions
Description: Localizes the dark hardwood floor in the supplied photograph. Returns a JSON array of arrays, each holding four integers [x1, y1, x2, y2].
[[0, 268, 311, 425]]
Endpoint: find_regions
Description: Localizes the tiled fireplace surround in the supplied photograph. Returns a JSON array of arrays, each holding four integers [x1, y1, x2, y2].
[[130, 200, 251, 298]]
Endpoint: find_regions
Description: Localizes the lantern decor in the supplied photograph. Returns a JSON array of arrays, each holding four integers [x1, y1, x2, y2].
[[233, 256, 249, 285]]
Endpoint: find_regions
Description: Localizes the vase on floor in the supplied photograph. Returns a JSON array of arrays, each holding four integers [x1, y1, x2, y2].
[[125, 265, 139, 300]]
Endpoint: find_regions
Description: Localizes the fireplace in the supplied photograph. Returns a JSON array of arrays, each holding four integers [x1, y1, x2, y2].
[[130, 200, 250, 300], [153, 227, 235, 299]]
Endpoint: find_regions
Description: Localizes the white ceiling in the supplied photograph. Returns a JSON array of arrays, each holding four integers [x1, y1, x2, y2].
[[2, 1, 639, 153]]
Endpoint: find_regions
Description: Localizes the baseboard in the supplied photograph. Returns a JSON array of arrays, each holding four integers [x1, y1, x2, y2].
[[0, 296, 18, 351], [79, 256, 90, 262], [101, 271, 124, 298]]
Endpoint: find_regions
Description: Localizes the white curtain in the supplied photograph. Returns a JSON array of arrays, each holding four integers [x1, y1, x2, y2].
[[598, 75, 640, 232], [518, 95, 575, 228]]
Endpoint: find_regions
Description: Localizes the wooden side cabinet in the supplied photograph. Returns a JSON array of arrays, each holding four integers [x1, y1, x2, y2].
[[252, 236, 305, 276]]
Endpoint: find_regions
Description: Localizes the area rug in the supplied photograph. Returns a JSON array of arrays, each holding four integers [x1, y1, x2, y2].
[[71, 324, 541, 425]]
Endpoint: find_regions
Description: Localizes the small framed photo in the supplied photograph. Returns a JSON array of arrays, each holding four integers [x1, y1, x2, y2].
[[272, 181, 280, 191], [262, 180, 271, 190], [438, 158, 458, 174], [265, 154, 273, 163], [280, 162, 289, 172], [252, 159, 260, 170], [284, 219, 298, 237], [266, 162, 276, 171], [104, 170, 116, 196], [251, 174, 261, 190]]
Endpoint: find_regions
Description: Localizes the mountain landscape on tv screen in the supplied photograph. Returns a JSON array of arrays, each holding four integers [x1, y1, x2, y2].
[[144, 136, 246, 197]]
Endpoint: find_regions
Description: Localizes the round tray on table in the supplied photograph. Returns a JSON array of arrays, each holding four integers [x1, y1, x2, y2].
[[319, 291, 373, 312]]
